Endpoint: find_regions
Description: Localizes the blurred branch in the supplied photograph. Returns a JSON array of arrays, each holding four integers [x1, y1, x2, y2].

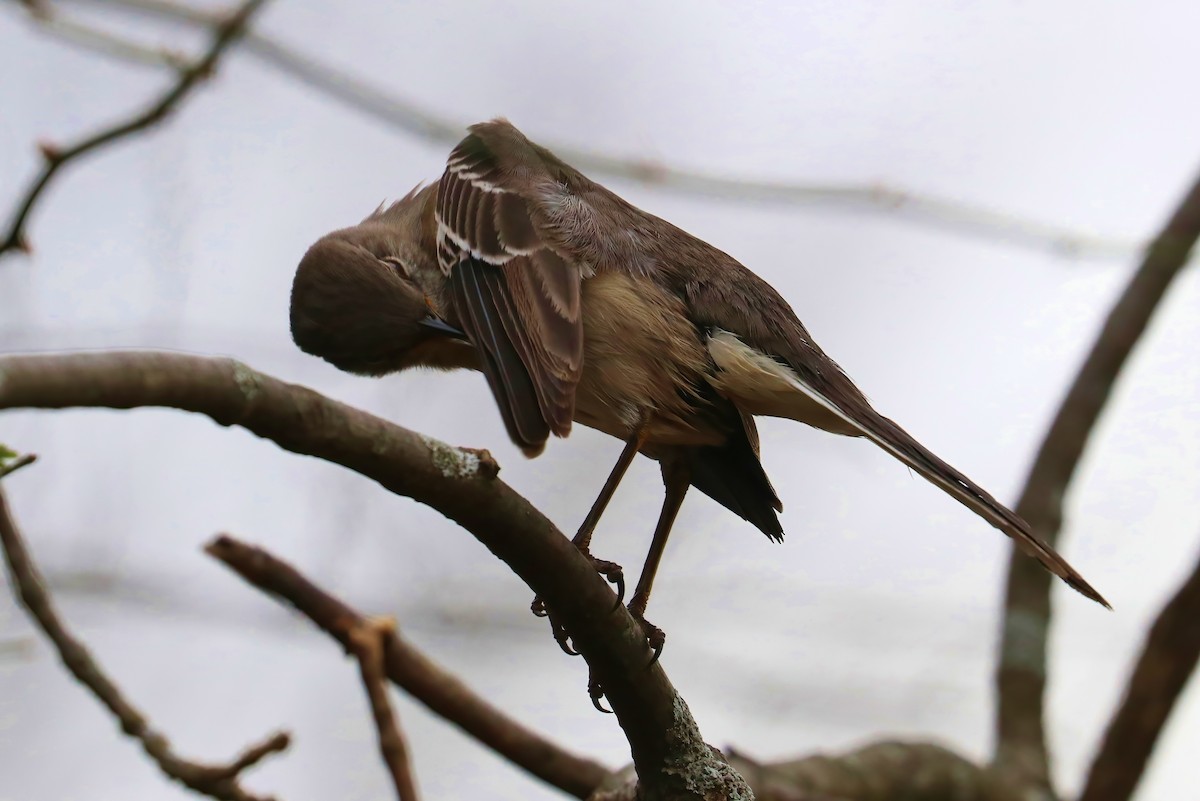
[[0, 0, 268, 258], [346, 617, 421, 801], [994, 168, 1200, 790], [17, 1, 188, 69], [1077, 545, 1200, 801], [0, 452, 39, 478], [0, 351, 748, 800], [733, 742, 1021, 801], [206, 534, 608, 799], [594, 742, 1026, 801], [0, 635, 38, 661], [47, 0, 1148, 261], [0, 485, 289, 801]]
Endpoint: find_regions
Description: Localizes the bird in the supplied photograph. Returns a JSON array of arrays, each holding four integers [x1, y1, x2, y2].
[[291, 183, 783, 663], [290, 118, 1108, 663]]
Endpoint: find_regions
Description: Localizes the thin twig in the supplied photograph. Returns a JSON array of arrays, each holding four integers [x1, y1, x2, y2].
[[19, 3, 188, 69], [993, 168, 1200, 790], [0, 452, 38, 479], [205, 534, 609, 799], [0, 635, 37, 661], [50, 0, 1150, 261], [346, 618, 421, 801], [0, 486, 289, 801], [0, 0, 269, 257], [0, 351, 734, 799], [1077, 545, 1200, 801]]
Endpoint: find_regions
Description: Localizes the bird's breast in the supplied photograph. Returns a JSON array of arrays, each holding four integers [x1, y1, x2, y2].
[[573, 271, 725, 447]]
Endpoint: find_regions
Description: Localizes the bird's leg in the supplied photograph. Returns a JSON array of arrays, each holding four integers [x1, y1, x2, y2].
[[588, 458, 690, 712], [532, 419, 649, 632], [626, 457, 690, 663]]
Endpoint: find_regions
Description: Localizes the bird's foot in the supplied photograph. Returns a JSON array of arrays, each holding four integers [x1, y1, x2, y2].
[[588, 672, 612, 714], [584, 609, 665, 714], [531, 550, 626, 655], [629, 606, 666, 665]]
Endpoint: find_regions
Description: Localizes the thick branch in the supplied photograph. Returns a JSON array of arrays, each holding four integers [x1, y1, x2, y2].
[[346, 618, 421, 801], [1077, 546, 1200, 801], [205, 534, 608, 799], [994, 168, 1200, 788], [0, 0, 268, 257], [594, 742, 1026, 801], [0, 351, 746, 800], [0, 485, 289, 801], [746, 742, 1021, 801]]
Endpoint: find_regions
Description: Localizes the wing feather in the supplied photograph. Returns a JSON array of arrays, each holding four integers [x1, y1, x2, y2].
[[435, 128, 584, 454], [447, 261, 549, 454]]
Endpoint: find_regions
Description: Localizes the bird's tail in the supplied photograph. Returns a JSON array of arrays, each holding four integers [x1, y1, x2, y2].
[[686, 418, 785, 543], [788, 377, 1109, 608]]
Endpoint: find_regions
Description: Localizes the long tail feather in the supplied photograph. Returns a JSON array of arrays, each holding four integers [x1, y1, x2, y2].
[[788, 376, 1109, 608]]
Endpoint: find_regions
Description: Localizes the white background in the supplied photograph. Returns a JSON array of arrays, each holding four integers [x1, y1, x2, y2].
[[1, 2, 1198, 799]]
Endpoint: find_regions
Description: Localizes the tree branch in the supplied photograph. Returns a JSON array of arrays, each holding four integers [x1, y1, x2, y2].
[[17, 1, 189, 69], [346, 617, 421, 801], [593, 742, 1026, 801], [0, 451, 38, 479], [0, 0, 268, 257], [741, 742, 1021, 801], [0, 484, 289, 801], [205, 534, 608, 799], [0, 351, 747, 800], [42, 0, 1149, 261], [993, 167, 1200, 790], [1077, 545, 1200, 801]]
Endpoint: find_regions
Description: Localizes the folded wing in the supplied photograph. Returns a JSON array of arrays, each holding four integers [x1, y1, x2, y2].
[[436, 126, 585, 456]]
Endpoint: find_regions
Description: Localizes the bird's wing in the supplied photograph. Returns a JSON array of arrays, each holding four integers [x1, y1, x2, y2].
[[435, 123, 584, 456], [689, 270, 1109, 608]]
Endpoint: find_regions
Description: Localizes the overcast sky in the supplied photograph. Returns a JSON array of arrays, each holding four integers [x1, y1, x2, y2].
[[1, 2, 1198, 800]]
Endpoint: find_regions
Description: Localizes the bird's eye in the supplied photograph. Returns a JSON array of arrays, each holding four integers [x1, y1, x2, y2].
[[381, 256, 412, 278]]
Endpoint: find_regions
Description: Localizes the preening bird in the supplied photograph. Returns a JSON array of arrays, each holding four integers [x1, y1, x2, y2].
[[291, 118, 1108, 662]]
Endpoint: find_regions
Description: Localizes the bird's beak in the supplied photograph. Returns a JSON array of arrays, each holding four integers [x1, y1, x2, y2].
[[419, 316, 466, 339]]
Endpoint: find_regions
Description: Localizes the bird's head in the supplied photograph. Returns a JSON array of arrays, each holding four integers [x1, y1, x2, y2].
[[290, 186, 471, 376]]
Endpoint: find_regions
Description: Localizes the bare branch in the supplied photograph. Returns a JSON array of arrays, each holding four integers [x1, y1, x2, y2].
[[1078, 545, 1200, 801], [0, 0, 269, 257], [0, 485, 289, 801], [0, 452, 38, 479], [53, 0, 1147, 261], [994, 168, 1200, 789], [0, 351, 746, 800], [346, 618, 421, 801], [595, 742, 1026, 801], [18, 3, 189, 69], [205, 534, 607, 798]]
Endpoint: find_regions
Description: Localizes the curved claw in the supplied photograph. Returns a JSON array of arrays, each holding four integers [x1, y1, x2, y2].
[[632, 614, 666, 668], [554, 629, 579, 656], [647, 640, 664, 668], [589, 676, 613, 714], [530, 597, 549, 618], [610, 572, 626, 611], [546, 610, 580, 656]]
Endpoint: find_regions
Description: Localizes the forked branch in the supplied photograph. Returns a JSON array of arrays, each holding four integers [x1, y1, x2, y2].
[[206, 534, 607, 799], [994, 167, 1200, 789], [0, 485, 289, 801], [0, 351, 746, 800], [0, 0, 268, 257]]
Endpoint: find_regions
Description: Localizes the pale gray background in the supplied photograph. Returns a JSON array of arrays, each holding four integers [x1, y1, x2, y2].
[[1, 2, 1198, 799]]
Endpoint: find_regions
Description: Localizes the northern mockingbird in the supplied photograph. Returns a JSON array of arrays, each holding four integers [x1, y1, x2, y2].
[[291, 118, 1108, 668]]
